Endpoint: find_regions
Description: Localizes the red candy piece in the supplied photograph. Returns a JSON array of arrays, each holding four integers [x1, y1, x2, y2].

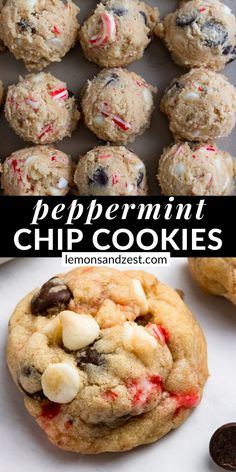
[[38, 124, 53, 140], [52, 26, 60, 34], [50, 88, 68, 100], [171, 391, 200, 411], [206, 146, 216, 152], [90, 11, 116, 47], [103, 390, 118, 401], [11, 159, 22, 183], [112, 174, 120, 185], [112, 115, 131, 131], [98, 154, 113, 159], [199, 7, 206, 13], [127, 375, 162, 407], [146, 323, 169, 344], [40, 403, 61, 420]]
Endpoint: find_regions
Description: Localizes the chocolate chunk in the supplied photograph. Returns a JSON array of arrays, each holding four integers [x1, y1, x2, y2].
[[176, 11, 198, 27], [201, 20, 228, 48], [17, 18, 36, 34], [88, 167, 109, 187], [76, 348, 104, 367], [136, 313, 152, 326], [139, 11, 148, 26], [166, 80, 184, 96], [31, 277, 72, 315], [110, 7, 128, 17], [105, 73, 119, 87], [209, 423, 236, 470], [137, 171, 144, 187]]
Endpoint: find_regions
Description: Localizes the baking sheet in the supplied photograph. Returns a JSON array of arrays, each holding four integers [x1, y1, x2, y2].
[[0, 257, 236, 471], [0, 0, 236, 195]]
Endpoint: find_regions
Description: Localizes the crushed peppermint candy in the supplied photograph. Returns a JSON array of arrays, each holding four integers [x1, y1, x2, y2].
[[25, 98, 39, 109], [50, 88, 68, 100], [89, 11, 116, 47], [100, 104, 131, 131], [37, 124, 53, 140], [52, 26, 60, 34]]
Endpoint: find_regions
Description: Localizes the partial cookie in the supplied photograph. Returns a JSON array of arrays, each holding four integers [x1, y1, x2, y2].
[[0, 0, 79, 71], [80, 0, 158, 68], [1, 146, 74, 196], [0, 0, 6, 51], [189, 258, 236, 306], [156, 0, 236, 71], [160, 68, 236, 142], [158, 142, 235, 196], [5, 72, 80, 144], [74, 145, 148, 196], [0, 80, 4, 105], [82, 68, 156, 144], [7, 267, 208, 454]]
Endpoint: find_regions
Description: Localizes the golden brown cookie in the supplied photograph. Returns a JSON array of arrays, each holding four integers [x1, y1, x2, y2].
[[7, 267, 208, 454], [189, 258, 236, 305]]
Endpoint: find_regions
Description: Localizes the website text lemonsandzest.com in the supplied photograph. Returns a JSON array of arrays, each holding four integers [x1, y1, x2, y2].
[[62, 252, 171, 268]]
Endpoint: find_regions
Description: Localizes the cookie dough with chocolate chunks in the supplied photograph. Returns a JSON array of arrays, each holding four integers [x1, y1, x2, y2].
[[80, 0, 158, 68], [160, 68, 236, 142], [189, 258, 236, 305], [1, 146, 74, 196], [82, 68, 156, 145], [156, 0, 236, 71], [0, 0, 79, 71], [74, 145, 148, 196], [7, 267, 208, 454], [158, 142, 235, 196], [5, 72, 80, 144]]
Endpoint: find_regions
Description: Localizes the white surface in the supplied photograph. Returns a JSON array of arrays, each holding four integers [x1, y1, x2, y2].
[[0, 258, 236, 472]]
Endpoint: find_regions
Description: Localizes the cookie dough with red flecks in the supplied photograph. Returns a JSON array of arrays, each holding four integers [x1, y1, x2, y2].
[[0, 0, 79, 71], [74, 145, 148, 196], [5, 72, 80, 144], [1, 146, 74, 195], [188, 258, 236, 305], [7, 267, 208, 454], [158, 142, 235, 196], [160, 68, 236, 142], [82, 68, 156, 145], [79, 0, 158, 68], [0, 80, 4, 105], [156, 0, 236, 71]]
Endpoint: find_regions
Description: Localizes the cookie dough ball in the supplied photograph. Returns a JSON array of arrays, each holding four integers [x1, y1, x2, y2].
[[1, 146, 73, 195], [189, 258, 236, 306], [0, 0, 6, 51], [5, 72, 80, 144], [7, 267, 208, 453], [160, 68, 236, 142], [79, 0, 158, 68], [0, 80, 4, 105], [74, 146, 148, 196], [82, 68, 156, 144], [158, 142, 235, 196], [0, 0, 79, 71], [156, 0, 236, 71]]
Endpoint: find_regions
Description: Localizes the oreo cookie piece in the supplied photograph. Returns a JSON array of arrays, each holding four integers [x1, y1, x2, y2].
[[201, 20, 228, 48], [176, 11, 198, 27], [209, 423, 236, 470]]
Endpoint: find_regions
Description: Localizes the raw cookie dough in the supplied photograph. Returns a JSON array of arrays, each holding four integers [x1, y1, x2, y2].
[[5, 72, 80, 144], [188, 258, 236, 305], [7, 267, 208, 454], [79, 0, 158, 68], [160, 68, 236, 142], [1, 146, 74, 195], [0, 0, 79, 71], [158, 142, 235, 196], [82, 68, 156, 144], [156, 0, 236, 71], [0, 0, 6, 51], [0, 80, 3, 105], [74, 145, 148, 196]]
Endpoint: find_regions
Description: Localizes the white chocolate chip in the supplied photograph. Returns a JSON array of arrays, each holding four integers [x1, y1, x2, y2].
[[132, 279, 149, 314], [174, 162, 185, 176], [47, 38, 62, 49], [57, 177, 68, 189], [222, 5, 232, 15], [42, 316, 62, 343], [143, 88, 153, 109], [122, 322, 157, 364], [183, 91, 199, 101], [42, 362, 81, 404], [94, 115, 105, 126], [59, 311, 100, 350]]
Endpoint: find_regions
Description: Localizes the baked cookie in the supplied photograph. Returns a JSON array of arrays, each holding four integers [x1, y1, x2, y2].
[[74, 145, 148, 196], [5, 72, 80, 144], [81, 68, 156, 145], [7, 267, 208, 454], [160, 68, 236, 142], [189, 258, 236, 305], [79, 0, 158, 68], [1, 146, 74, 196], [156, 0, 236, 71], [158, 142, 235, 196], [0, 0, 6, 52], [0, 0, 79, 71]]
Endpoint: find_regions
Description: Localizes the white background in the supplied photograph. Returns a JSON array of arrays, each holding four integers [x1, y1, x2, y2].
[[0, 258, 236, 471]]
